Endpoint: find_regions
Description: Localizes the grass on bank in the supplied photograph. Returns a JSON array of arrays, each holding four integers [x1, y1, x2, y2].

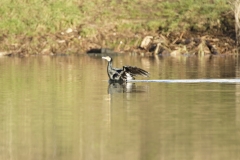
[[0, 0, 230, 37], [0, 0, 82, 36]]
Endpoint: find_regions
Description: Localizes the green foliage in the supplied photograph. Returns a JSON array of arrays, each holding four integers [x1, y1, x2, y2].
[[0, 0, 231, 36], [0, 0, 82, 35], [80, 27, 96, 38], [154, 0, 229, 32], [146, 21, 161, 31], [117, 23, 143, 32]]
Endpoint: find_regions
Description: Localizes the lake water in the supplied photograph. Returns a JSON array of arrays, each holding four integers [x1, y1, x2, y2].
[[0, 54, 240, 160]]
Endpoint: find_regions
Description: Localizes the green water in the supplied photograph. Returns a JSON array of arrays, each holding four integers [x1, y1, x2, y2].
[[0, 55, 239, 160]]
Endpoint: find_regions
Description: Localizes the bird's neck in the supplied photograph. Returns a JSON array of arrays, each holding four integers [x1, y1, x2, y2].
[[107, 60, 113, 78], [107, 60, 113, 70]]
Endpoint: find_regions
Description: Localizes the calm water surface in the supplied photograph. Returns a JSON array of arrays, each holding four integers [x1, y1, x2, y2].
[[0, 55, 240, 160]]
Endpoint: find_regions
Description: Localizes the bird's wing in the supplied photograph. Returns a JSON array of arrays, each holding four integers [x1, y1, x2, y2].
[[111, 68, 124, 80], [122, 66, 149, 78]]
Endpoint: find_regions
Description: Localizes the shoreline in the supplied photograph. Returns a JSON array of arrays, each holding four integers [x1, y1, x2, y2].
[[0, 3, 236, 57], [0, 29, 236, 57], [0, 0, 235, 56]]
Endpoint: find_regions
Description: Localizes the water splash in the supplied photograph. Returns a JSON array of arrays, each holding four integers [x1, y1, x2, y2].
[[127, 79, 240, 83]]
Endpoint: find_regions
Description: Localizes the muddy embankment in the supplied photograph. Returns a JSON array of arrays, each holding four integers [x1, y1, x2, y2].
[[0, 11, 237, 57]]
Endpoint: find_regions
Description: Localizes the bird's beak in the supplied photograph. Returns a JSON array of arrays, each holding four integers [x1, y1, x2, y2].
[[102, 56, 110, 62]]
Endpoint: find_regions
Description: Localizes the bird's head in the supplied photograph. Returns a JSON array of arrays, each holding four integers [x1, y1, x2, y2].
[[102, 56, 112, 62]]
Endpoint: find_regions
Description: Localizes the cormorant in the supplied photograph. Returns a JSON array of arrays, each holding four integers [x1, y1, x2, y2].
[[102, 56, 149, 82]]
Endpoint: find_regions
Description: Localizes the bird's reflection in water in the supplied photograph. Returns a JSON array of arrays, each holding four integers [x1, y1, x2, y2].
[[108, 81, 148, 94]]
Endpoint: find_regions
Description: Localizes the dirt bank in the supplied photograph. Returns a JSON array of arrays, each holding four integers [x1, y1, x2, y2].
[[0, 11, 236, 57]]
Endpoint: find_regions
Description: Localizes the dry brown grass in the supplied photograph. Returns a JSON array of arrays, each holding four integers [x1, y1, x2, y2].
[[232, 0, 240, 46]]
